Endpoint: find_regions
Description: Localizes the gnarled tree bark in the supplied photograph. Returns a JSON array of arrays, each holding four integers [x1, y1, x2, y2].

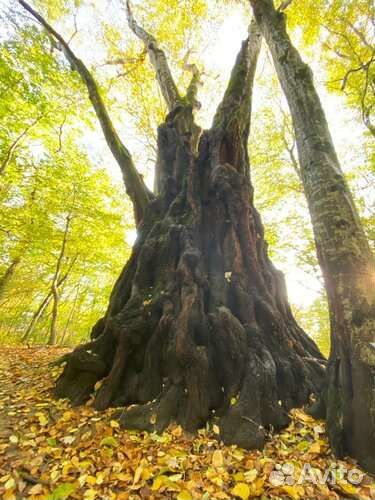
[[250, 0, 375, 473], [20, 2, 325, 450]]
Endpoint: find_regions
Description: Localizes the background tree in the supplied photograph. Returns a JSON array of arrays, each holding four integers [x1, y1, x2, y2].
[[0, 138, 132, 345], [0, 21, 132, 344], [250, 0, 375, 473]]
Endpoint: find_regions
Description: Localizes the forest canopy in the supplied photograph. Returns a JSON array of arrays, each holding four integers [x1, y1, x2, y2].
[[1, 0, 373, 351]]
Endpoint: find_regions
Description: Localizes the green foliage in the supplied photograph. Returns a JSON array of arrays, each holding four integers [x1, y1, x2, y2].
[[49, 482, 77, 500], [0, 18, 130, 345], [293, 295, 330, 357], [0, 25, 90, 175], [287, 0, 375, 137], [0, 137, 131, 345]]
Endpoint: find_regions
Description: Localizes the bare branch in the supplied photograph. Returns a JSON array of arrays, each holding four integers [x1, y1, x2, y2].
[[18, 0, 151, 226], [183, 50, 202, 109], [55, 115, 67, 153], [99, 50, 147, 68], [125, 0, 180, 111], [347, 21, 373, 50], [341, 54, 375, 91], [67, 8, 79, 45], [322, 41, 351, 61], [0, 114, 44, 175], [323, 24, 364, 67], [277, 0, 293, 11]]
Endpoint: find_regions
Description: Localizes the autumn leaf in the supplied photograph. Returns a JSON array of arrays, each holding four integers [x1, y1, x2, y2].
[[99, 436, 118, 448], [231, 482, 250, 500], [132, 464, 143, 485], [212, 449, 224, 468], [177, 490, 193, 500], [3, 491, 17, 500], [244, 469, 258, 483], [49, 483, 77, 500], [151, 475, 167, 491], [0, 347, 374, 500], [308, 441, 321, 454], [4, 478, 15, 491], [281, 484, 305, 500]]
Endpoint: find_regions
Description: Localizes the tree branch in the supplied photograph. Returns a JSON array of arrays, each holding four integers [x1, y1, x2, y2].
[[183, 51, 202, 109], [341, 54, 375, 91], [347, 21, 373, 50], [18, 0, 151, 226], [212, 19, 262, 145], [125, 0, 181, 111], [0, 114, 44, 175]]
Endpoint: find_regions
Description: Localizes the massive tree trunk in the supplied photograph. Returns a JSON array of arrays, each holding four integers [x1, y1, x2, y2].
[[250, 0, 375, 473], [20, 0, 325, 449], [53, 26, 324, 449]]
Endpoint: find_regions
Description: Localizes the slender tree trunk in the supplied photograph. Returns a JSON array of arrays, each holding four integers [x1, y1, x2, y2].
[[250, 0, 375, 473], [60, 282, 81, 345], [0, 256, 21, 301], [22, 264, 75, 343], [22, 292, 52, 342], [48, 214, 72, 346], [49, 282, 60, 346]]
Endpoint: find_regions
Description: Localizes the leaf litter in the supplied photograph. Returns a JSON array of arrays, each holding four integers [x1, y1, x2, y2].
[[0, 346, 374, 500]]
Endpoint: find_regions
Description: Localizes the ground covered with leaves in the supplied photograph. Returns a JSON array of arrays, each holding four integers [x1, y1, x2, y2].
[[0, 346, 374, 500]]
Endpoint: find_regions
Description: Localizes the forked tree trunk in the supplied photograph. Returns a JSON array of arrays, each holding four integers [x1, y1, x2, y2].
[[54, 32, 325, 449], [20, 0, 325, 450], [250, 0, 375, 473]]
